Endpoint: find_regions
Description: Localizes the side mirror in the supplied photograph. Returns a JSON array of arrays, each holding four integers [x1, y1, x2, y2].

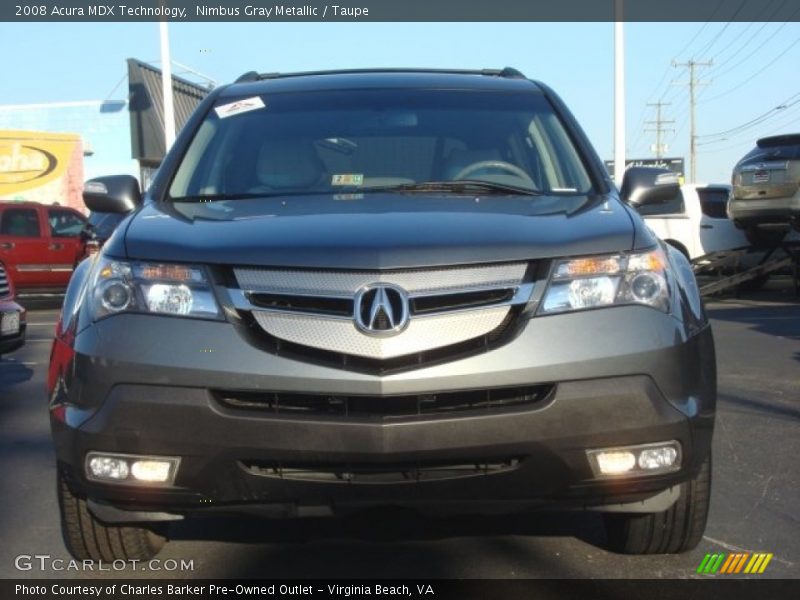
[[82, 175, 142, 214], [620, 167, 681, 208]]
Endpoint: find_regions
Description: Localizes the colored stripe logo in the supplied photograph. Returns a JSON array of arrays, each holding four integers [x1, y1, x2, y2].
[[697, 552, 773, 574]]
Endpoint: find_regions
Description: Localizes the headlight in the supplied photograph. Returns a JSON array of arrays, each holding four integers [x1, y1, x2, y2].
[[90, 257, 221, 320], [539, 248, 669, 314]]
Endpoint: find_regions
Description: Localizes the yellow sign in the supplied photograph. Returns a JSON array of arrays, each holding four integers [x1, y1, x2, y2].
[[0, 130, 81, 197]]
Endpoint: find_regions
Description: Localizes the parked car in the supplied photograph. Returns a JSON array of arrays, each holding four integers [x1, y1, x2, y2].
[[729, 133, 800, 246], [640, 183, 748, 260], [0, 261, 26, 357], [50, 68, 716, 561], [0, 201, 87, 292]]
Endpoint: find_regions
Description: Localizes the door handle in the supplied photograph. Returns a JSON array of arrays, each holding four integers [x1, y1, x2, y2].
[[0, 242, 13, 250], [49, 243, 63, 250], [700, 225, 713, 229]]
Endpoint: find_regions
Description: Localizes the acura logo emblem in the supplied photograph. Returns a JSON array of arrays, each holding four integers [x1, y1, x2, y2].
[[354, 284, 410, 337]]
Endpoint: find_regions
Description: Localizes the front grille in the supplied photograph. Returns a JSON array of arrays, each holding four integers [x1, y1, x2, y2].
[[213, 384, 554, 420], [247, 292, 353, 317], [229, 261, 542, 370], [241, 458, 522, 484], [238, 304, 523, 375], [233, 263, 529, 296], [411, 288, 515, 314], [0, 265, 10, 298]]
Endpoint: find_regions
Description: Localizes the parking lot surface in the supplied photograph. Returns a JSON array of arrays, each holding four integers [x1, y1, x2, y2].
[[0, 282, 797, 579]]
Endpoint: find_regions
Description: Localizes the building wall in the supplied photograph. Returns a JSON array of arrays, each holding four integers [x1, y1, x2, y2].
[[0, 100, 138, 213]]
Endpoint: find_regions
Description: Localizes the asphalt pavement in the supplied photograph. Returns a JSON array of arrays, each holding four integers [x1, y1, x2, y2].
[[0, 282, 797, 580]]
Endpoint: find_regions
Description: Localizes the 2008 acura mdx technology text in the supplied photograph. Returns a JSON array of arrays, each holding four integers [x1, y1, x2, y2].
[[48, 68, 716, 561]]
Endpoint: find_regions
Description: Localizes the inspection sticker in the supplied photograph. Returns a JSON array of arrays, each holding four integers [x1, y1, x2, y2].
[[332, 174, 364, 186], [214, 96, 266, 119]]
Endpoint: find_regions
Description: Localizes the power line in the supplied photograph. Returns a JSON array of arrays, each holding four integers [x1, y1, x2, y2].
[[697, 90, 800, 139], [703, 2, 790, 77], [691, 0, 748, 58], [700, 34, 800, 105]]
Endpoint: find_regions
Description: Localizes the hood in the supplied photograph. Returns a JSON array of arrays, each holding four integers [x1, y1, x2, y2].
[[118, 193, 639, 269]]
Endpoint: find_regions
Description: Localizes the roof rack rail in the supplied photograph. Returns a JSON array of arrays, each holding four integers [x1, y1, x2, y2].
[[232, 67, 527, 83], [234, 71, 262, 83]]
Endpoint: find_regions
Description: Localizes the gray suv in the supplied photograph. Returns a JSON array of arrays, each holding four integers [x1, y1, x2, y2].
[[729, 133, 800, 246], [50, 68, 715, 561]]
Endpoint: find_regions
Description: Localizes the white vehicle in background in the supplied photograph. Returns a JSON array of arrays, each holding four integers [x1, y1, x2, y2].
[[639, 183, 748, 260]]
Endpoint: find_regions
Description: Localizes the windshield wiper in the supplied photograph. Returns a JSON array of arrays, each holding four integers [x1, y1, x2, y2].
[[360, 180, 544, 196], [170, 193, 270, 202]]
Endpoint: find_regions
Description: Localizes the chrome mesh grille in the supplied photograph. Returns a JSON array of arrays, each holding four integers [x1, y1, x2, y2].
[[232, 262, 531, 361], [0, 264, 10, 298], [252, 307, 511, 359], [233, 263, 528, 296]]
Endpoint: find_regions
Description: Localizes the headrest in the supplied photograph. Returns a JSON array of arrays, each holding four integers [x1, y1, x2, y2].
[[255, 140, 323, 189]]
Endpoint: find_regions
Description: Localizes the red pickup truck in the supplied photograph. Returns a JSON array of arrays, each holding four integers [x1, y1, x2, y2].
[[0, 201, 87, 292]]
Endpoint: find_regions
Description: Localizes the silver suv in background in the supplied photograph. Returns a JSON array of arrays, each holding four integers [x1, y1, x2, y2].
[[729, 133, 800, 246]]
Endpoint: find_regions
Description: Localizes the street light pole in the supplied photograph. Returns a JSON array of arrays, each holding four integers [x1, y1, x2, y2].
[[613, 0, 626, 187], [159, 21, 176, 151]]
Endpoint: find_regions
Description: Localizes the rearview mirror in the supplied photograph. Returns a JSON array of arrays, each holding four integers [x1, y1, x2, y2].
[[620, 167, 681, 208], [82, 175, 142, 215]]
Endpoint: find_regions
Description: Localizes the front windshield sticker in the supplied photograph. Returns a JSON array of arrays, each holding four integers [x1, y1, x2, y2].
[[332, 174, 364, 186], [214, 96, 266, 119]]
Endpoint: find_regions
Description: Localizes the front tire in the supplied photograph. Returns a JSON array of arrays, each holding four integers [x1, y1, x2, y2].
[[57, 471, 166, 561], [603, 452, 711, 554]]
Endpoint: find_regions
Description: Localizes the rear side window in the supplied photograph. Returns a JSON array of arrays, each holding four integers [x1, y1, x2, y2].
[[637, 189, 685, 216], [0, 208, 40, 237], [697, 188, 730, 219], [48, 209, 85, 237], [741, 144, 800, 163]]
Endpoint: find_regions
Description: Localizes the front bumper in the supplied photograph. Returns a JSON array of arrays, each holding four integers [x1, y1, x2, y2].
[[0, 300, 26, 354], [52, 305, 716, 519]]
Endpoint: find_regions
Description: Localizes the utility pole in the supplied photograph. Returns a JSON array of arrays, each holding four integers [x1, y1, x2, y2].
[[672, 59, 712, 182], [644, 101, 674, 158], [613, 0, 626, 187]]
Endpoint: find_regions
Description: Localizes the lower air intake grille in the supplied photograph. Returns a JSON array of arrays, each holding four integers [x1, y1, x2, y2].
[[213, 384, 554, 420], [241, 458, 522, 484]]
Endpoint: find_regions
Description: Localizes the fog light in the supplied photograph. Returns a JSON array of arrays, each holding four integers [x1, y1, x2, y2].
[[88, 456, 129, 481], [595, 451, 636, 475], [638, 446, 678, 470], [131, 460, 172, 482], [587, 441, 682, 478], [85, 452, 180, 486]]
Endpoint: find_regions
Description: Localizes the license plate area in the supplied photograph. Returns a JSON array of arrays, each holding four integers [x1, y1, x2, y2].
[[752, 170, 770, 184], [1, 311, 20, 335]]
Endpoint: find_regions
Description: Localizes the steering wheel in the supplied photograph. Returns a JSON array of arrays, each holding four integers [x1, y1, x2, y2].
[[453, 160, 535, 186]]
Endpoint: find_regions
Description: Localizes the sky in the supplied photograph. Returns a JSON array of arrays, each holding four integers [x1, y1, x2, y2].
[[1, 19, 799, 183]]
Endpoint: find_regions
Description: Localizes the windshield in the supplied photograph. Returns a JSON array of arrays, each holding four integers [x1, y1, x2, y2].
[[169, 89, 594, 200]]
